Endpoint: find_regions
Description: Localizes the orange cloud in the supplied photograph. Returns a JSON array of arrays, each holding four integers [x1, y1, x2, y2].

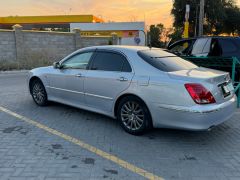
[[0, 0, 173, 27], [0, 0, 239, 28]]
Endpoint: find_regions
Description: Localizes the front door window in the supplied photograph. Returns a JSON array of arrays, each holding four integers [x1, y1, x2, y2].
[[61, 52, 93, 69]]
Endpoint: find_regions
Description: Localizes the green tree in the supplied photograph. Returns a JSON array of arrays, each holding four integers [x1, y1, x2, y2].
[[148, 24, 165, 48], [167, 27, 183, 43], [223, 5, 240, 35], [171, 0, 240, 36]]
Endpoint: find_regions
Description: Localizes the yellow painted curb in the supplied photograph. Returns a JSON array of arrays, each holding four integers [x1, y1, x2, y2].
[[0, 106, 164, 180]]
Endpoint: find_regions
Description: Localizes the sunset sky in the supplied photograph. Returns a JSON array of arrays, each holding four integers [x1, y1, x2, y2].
[[0, 0, 240, 28]]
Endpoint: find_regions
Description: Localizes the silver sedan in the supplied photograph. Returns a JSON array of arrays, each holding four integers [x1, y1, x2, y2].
[[28, 46, 237, 135]]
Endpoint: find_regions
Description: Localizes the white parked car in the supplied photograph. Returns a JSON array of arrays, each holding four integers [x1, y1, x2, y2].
[[28, 46, 237, 135]]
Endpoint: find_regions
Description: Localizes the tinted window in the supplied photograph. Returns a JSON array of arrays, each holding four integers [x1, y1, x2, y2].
[[202, 38, 211, 53], [209, 39, 222, 56], [91, 51, 131, 72], [138, 50, 198, 72], [169, 40, 195, 55], [122, 59, 132, 72], [219, 39, 238, 53], [61, 52, 93, 69], [191, 38, 209, 55]]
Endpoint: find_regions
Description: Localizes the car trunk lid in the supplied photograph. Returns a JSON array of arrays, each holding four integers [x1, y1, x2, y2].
[[168, 67, 234, 103]]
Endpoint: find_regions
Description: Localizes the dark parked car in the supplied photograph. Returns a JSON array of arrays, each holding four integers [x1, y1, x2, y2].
[[167, 36, 240, 80], [167, 36, 240, 59]]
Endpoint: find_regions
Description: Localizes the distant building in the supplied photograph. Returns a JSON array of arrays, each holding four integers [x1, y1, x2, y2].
[[71, 22, 145, 46], [0, 15, 146, 46], [0, 15, 104, 30]]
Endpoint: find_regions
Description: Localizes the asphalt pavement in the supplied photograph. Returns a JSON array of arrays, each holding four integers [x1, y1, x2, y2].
[[0, 72, 240, 180]]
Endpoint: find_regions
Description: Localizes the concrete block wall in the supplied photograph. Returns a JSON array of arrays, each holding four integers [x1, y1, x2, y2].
[[81, 36, 112, 48], [0, 25, 115, 64], [22, 31, 76, 62], [0, 30, 16, 61]]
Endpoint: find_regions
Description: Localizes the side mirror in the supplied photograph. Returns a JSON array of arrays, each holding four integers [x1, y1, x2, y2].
[[53, 62, 61, 69]]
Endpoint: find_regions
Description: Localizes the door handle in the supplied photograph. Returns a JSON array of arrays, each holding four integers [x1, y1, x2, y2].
[[75, 73, 84, 78], [118, 77, 128, 81]]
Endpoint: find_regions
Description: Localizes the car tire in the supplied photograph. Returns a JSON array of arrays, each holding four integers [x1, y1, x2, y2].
[[30, 79, 48, 106], [117, 96, 152, 135]]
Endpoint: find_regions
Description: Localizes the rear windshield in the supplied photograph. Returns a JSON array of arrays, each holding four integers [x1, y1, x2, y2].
[[138, 50, 198, 72]]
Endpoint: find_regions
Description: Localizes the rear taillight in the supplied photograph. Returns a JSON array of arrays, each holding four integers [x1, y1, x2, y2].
[[185, 83, 216, 104]]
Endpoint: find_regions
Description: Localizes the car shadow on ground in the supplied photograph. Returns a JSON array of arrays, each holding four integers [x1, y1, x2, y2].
[[47, 101, 233, 145]]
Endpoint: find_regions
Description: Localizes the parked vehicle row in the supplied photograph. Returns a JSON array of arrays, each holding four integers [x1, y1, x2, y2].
[[167, 36, 240, 59], [167, 36, 240, 80]]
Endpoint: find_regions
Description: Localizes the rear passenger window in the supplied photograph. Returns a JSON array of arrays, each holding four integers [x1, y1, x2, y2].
[[90, 51, 131, 72], [122, 60, 132, 72], [191, 38, 209, 55]]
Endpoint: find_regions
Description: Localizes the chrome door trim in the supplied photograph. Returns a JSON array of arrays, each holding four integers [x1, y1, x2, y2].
[[46, 86, 84, 95], [46, 86, 113, 100], [85, 93, 113, 100]]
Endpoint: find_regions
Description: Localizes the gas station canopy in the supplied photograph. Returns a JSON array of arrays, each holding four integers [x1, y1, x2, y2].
[[0, 15, 104, 24]]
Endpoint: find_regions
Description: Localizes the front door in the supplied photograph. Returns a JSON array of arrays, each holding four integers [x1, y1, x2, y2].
[[84, 50, 134, 113], [47, 51, 94, 106]]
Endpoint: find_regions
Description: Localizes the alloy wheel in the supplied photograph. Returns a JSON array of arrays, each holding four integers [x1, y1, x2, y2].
[[32, 82, 46, 105], [120, 101, 144, 131]]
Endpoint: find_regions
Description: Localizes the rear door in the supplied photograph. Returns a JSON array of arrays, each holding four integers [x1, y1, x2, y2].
[[84, 50, 134, 113]]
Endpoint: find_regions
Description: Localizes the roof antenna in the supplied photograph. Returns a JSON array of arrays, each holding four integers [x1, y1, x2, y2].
[[147, 33, 152, 49], [148, 43, 152, 50]]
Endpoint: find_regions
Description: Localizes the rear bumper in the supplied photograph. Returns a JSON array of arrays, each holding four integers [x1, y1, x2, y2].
[[151, 95, 237, 130]]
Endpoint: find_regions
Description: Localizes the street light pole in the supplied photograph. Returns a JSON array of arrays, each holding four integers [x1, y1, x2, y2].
[[139, 30, 147, 46], [198, 0, 205, 36]]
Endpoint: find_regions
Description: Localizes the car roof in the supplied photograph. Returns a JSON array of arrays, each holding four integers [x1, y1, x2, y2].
[[82, 45, 159, 52], [168, 36, 240, 48], [201, 36, 240, 39], [178, 36, 239, 41]]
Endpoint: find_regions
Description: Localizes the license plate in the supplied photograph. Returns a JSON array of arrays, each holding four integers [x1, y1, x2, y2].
[[222, 83, 234, 94], [227, 83, 234, 91], [223, 86, 230, 93]]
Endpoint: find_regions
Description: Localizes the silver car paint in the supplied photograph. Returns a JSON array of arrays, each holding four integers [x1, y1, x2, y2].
[[28, 46, 237, 130], [84, 70, 134, 113]]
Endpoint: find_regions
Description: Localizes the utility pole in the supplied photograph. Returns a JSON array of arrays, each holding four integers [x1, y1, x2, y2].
[[198, 0, 205, 36], [194, 5, 199, 37]]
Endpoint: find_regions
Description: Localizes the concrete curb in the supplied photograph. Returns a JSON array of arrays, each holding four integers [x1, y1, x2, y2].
[[0, 70, 29, 74]]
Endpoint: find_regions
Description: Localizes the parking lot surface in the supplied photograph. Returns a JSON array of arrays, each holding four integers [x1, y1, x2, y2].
[[0, 72, 240, 180]]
